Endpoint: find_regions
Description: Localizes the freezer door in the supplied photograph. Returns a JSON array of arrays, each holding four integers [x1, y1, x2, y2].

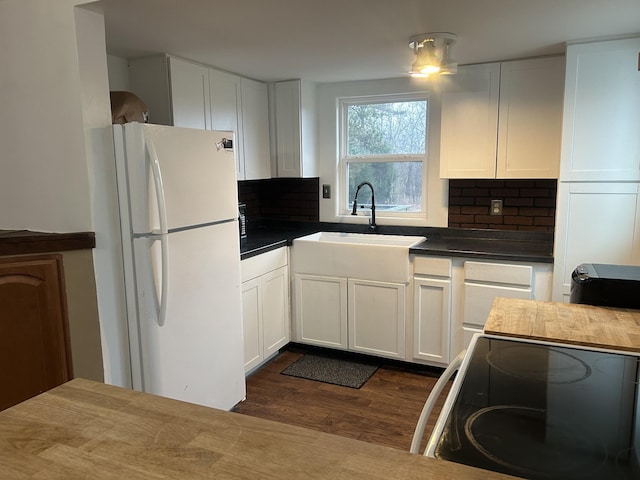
[[130, 221, 245, 410], [122, 123, 239, 234]]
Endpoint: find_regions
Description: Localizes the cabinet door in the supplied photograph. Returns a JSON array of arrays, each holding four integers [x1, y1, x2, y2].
[[496, 57, 564, 179], [209, 69, 244, 179], [274, 80, 302, 177], [413, 277, 451, 364], [240, 78, 271, 180], [241, 278, 262, 373], [294, 274, 347, 349], [0, 255, 72, 410], [128, 55, 173, 126], [262, 266, 290, 358], [552, 182, 640, 301], [348, 279, 405, 359], [561, 38, 640, 181], [440, 63, 500, 178], [168, 57, 211, 130]]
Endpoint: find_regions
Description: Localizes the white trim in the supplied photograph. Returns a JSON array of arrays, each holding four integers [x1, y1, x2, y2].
[[337, 93, 429, 220], [316, 77, 448, 228]]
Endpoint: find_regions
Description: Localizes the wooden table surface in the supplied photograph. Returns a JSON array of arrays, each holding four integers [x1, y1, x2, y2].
[[0, 378, 515, 479], [484, 297, 640, 352]]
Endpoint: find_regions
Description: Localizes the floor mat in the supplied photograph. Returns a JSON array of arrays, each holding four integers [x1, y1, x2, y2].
[[281, 354, 379, 389]]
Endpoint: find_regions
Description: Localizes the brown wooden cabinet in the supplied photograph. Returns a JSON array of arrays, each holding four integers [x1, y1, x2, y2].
[[0, 254, 73, 410]]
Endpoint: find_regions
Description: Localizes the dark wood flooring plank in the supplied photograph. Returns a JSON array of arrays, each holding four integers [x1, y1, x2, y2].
[[234, 350, 449, 452]]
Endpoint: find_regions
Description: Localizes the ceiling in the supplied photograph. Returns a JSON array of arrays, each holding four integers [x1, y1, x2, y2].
[[94, 0, 640, 83]]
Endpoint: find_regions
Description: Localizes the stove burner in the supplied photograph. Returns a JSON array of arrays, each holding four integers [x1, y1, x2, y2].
[[465, 405, 608, 479], [486, 345, 591, 384]]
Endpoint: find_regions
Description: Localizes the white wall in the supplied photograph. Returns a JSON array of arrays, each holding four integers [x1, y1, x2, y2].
[[317, 76, 448, 227], [0, 1, 131, 387], [75, 8, 131, 387], [0, 0, 93, 232]]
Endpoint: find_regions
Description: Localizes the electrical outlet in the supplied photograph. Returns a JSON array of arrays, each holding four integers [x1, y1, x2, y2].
[[322, 184, 331, 199], [490, 199, 503, 216]]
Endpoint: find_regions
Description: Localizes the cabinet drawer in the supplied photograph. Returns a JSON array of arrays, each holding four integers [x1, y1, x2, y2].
[[464, 283, 532, 327], [413, 256, 452, 277], [241, 247, 288, 282], [464, 261, 532, 286]]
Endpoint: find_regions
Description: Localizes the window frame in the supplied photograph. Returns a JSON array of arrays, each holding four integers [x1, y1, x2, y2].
[[338, 92, 429, 220]]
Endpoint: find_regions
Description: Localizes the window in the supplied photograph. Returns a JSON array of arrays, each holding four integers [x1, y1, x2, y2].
[[340, 94, 428, 218]]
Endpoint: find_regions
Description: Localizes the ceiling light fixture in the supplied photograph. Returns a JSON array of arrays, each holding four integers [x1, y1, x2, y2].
[[409, 32, 458, 77]]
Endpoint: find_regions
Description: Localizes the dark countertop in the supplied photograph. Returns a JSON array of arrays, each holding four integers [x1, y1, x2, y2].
[[0, 230, 96, 256], [409, 236, 554, 263], [240, 220, 554, 264]]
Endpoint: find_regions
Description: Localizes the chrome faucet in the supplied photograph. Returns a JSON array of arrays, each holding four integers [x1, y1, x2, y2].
[[351, 181, 376, 231]]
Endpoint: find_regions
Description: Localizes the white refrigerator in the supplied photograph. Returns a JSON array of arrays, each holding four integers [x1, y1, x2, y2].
[[112, 122, 245, 410]]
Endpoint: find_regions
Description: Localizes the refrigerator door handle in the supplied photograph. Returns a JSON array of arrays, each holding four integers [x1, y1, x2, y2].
[[147, 137, 169, 327]]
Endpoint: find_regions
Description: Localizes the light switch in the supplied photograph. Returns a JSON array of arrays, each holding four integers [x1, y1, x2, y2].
[[322, 184, 331, 199]]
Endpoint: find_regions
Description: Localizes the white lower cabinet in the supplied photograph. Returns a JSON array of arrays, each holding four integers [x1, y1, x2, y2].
[[413, 257, 452, 366], [552, 182, 640, 302], [348, 279, 405, 359], [242, 278, 262, 372], [412, 256, 553, 363], [292, 253, 552, 367], [294, 274, 348, 349], [461, 261, 540, 349], [413, 277, 451, 365], [241, 248, 290, 373], [293, 274, 406, 360], [461, 282, 532, 348]]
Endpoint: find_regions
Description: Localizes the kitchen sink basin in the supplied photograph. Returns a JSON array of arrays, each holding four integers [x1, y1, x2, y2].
[[291, 231, 426, 283]]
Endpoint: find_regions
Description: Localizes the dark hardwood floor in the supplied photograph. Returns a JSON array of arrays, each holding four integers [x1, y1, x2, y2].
[[233, 347, 451, 452]]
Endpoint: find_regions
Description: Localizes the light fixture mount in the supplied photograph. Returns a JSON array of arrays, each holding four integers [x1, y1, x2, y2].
[[409, 32, 458, 77]]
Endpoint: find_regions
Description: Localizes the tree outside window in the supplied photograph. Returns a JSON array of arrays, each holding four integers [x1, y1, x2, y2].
[[341, 96, 427, 215]]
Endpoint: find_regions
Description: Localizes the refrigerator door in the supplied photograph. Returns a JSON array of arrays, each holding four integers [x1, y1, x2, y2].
[[121, 122, 238, 234], [131, 221, 245, 410]]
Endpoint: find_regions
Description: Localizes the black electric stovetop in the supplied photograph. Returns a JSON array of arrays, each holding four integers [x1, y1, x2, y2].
[[433, 336, 640, 479]]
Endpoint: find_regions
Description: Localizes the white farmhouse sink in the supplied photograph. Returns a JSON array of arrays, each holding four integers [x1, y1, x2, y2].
[[312, 231, 425, 247], [291, 232, 426, 283]]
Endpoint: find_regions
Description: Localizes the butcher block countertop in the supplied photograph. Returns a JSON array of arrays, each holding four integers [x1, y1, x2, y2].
[[485, 297, 640, 352], [0, 378, 515, 479]]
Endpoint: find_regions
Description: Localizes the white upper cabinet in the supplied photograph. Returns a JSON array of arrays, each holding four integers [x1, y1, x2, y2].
[[440, 57, 565, 179], [128, 55, 270, 180], [240, 78, 271, 180], [128, 55, 173, 126], [560, 37, 640, 181], [208, 69, 244, 179], [272, 79, 317, 178], [496, 57, 565, 178], [169, 58, 211, 130], [208, 69, 241, 133], [440, 63, 500, 178], [129, 56, 212, 129]]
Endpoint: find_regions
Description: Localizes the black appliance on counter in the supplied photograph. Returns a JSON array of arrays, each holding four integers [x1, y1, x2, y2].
[[238, 203, 247, 244], [570, 263, 640, 309]]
